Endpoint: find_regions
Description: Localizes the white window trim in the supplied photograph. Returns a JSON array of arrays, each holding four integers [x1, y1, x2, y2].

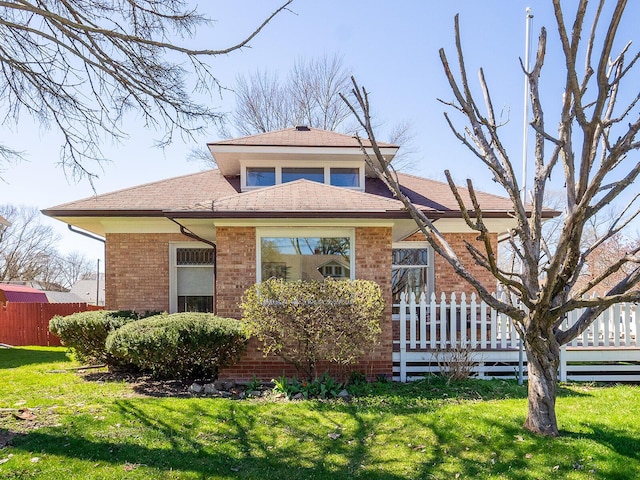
[[241, 160, 364, 192], [392, 241, 435, 299], [256, 227, 355, 282], [169, 242, 215, 313]]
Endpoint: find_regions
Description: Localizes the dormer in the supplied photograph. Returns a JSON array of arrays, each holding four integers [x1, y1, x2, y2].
[[207, 126, 399, 192]]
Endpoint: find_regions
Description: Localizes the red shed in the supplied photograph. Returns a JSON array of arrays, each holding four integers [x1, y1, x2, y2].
[[0, 284, 49, 303]]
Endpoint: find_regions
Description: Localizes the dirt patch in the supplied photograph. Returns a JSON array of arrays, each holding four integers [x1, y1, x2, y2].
[[0, 429, 17, 449], [82, 371, 203, 397]]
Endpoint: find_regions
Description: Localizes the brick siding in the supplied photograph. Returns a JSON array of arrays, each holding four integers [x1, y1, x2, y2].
[[215, 226, 257, 318], [219, 226, 394, 381], [105, 233, 189, 312], [106, 227, 496, 382], [403, 231, 498, 296]]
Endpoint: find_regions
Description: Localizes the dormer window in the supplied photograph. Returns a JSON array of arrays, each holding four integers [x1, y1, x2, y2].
[[330, 167, 360, 187], [282, 167, 324, 183], [241, 163, 365, 192], [246, 167, 275, 187]]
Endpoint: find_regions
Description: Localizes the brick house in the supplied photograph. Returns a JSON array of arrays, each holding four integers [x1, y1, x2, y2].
[[43, 126, 519, 380]]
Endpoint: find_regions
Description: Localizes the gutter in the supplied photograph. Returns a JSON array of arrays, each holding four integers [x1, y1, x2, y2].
[[67, 224, 106, 244]]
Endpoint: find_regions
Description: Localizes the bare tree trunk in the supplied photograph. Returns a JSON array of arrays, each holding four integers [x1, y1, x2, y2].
[[524, 322, 560, 436]]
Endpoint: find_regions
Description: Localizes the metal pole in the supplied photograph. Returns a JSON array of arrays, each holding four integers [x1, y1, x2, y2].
[[96, 259, 100, 306], [518, 7, 533, 386]]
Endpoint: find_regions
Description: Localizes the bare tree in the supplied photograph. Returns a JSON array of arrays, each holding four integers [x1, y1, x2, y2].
[[55, 251, 95, 289], [230, 69, 296, 136], [0, 205, 93, 289], [343, 0, 640, 436], [0, 0, 293, 183], [229, 54, 353, 137], [0, 205, 60, 283]]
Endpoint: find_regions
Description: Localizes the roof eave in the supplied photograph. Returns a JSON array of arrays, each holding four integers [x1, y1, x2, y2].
[[42, 209, 167, 218], [164, 209, 444, 220]]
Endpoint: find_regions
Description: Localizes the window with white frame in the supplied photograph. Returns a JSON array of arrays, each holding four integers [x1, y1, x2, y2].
[[392, 242, 433, 307], [330, 167, 360, 187], [282, 167, 324, 183], [170, 244, 214, 313], [257, 229, 353, 282], [241, 163, 364, 191], [246, 167, 275, 187]]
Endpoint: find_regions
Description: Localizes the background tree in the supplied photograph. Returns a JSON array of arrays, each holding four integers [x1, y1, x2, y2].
[[0, 0, 292, 183], [229, 54, 353, 136], [194, 53, 418, 171], [343, 0, 640, 437], [0, 204, 93, 289]]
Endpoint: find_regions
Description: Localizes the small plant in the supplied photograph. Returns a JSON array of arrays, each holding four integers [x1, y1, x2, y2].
[[245, 374, 262, 392], [434, 345, 479, 385], [348, 370, 368, 386], [317, 372, 343, 399], [272, 373, 343, 399], [272, 375, 302, 398]]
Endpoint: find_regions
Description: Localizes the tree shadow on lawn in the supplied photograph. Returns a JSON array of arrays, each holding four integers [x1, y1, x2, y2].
[[8, 390, 636, 479], [344, 377, 592, 409], [564, 424, 640, 462], [0, 347, 70, 369], [7, 399, 411, 480]]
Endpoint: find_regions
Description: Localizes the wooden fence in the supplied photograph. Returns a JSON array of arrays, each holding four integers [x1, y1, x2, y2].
[[0, 302, 103, 347], [394, 292, 640, 383]]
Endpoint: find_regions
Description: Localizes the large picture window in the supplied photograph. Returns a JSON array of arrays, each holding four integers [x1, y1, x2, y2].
[[259, 231, 352, 282]]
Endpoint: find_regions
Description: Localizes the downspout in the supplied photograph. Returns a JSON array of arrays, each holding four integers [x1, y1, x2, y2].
[[67, 225, 105, 307], [167, 217, 217, 314]]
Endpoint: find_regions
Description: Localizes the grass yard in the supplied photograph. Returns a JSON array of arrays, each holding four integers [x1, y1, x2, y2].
[[0, 347, 639, 479]]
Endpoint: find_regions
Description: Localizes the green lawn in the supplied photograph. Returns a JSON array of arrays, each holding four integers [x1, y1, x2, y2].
[[1, 347, 639, 479]]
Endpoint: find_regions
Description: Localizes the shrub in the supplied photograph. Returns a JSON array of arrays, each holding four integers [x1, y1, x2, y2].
[[242, 278, 384, 379], [105, 313, 248, 379], [49, 310, 145, 364], [434, 345, 479, 384]]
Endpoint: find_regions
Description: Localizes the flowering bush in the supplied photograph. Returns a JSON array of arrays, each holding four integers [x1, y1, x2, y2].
[[242, 278, 384, 379]]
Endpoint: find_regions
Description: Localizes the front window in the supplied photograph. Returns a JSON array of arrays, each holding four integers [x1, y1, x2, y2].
[[282, 167, 324, 183], [173, 246, 214, 313], [392, 246, 432, 306], [260, 235, 351, 281]]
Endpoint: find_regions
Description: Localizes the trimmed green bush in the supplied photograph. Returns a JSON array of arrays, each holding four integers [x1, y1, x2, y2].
[[49, 310, 146, 364], [105, 313, 248, 379], [242, 278, 384, 379]]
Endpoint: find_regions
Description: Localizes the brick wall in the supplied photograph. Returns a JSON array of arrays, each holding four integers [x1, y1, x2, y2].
[[215, 227, 257, 318], [105, 233, 191, 312], [403, 231, 498, 295], [219, 226, 393, 381], [105, 227, 494, 381]]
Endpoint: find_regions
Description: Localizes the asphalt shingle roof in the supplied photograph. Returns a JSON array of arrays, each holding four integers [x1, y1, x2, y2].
[[209, 126, 396, 148], [189, 179, 412, 213], [43, 169, 517, 218]]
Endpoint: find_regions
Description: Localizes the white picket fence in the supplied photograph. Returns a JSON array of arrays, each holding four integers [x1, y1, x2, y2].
[[394, 292, 640, 383]]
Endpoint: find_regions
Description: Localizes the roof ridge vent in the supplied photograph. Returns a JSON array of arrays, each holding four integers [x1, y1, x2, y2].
[[295, 125, 310, 131]]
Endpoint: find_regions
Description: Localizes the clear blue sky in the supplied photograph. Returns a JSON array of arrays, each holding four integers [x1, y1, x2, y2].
[[2, 1, 639, 264]]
